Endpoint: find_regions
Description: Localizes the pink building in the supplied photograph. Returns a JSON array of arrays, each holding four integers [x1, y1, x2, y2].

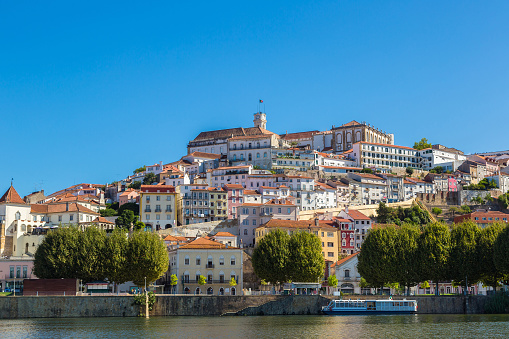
[[224, 184, 245, 219], [118, 189, 140, 206], [0, 258, 36, 293]]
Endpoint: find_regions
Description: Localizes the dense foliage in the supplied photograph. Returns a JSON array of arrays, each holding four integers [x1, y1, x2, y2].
[[34, 227, 169, 286], [464, 178, 498, 191], [375, 202, 431, 225], [358, 221, 509, 295], [143, 173, 157, 185], [413, 138, 432, 150], [252, 229, 325, 284]]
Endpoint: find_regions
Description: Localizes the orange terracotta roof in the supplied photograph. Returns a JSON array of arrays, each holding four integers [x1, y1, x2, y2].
[[355, 141, 415, 151], [213, 232, 236, 237], [184, 152, 222, 159], [280, 131, 319, 140], [178, 237, 237, 249], [30, 203, 99, 215], [93, 216, 114, 224], [0, 186, 26, 204], [224, 184, 244, 189], [347, 210, 371, 220], [355, 173, 385, 180], [331, 252, 359, 267], [260, 219, 337, 230]]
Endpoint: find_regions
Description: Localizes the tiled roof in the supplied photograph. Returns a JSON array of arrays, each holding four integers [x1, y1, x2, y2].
[[355, 141, 415, 151], [141, 185, 175, 193], [185, 152, 222, 159], [0, 186, 26, 204], [279, 130, 319, 140], [243, 190, 260, 195], [331, 252, 359, 267], [93, 216, 114, 224], [30, 203, 99, 215], [164, 235, 187, 242], [260, 219, 337, 230], [347, 210, 371, 220], [454, 211, 509, 224], [224, 184, 244, 189], [355, 173, 385, 180], [178, 237, 235, 249], [191, 127, 274, 142], [213, 232, 236, 237], [229, 134, 276, 141], [321, 165, 362, 170], [332, 120, 362, 129]]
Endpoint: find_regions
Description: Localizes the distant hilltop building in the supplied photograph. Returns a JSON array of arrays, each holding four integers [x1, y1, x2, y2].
[[187, 112, 276, 156], [331, 121, 394, 153]]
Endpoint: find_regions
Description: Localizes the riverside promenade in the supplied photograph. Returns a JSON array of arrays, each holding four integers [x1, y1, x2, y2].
[[0, 295, 489, 319]]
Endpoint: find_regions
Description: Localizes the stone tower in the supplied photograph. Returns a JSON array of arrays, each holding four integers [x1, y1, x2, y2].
[[253, 112, 267, 129]]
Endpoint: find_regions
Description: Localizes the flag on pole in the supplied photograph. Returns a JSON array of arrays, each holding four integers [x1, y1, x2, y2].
[[259, 99, 263, 103]]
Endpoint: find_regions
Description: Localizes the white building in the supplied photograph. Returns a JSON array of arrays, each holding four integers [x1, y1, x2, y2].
[[206, 165, 252, 188], [347, 173, 388, 205], [416, 148, 466, 171], [139, 185, 177, 231], [352, 142, 420, 172]]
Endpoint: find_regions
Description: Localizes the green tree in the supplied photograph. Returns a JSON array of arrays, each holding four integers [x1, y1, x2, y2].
[[418, 223, 451, 295], [360, 168, 373, 174], [103, 228, 129, 286], [134, 220, 146, 231], [477, 223, 506, 291], [449, 221, 481, 292], [288, 232, 325, 282], [99, 208, 117, 217], [77, 227, 108, 282], [33, 227, 83, 279], [170, 274, 178, 294], [461, 205, 471, 214], [431, 207, 442, 217], [485, 193, 494, 203], [128, 181, 141, 189], [125, 231, 169, 286], [252, 229, 290, 284], [143, 173, 157, 185], [413, 138, 432, 150], [328, 275, 338, 290], [449, 207, 459, 217], [118, 202, 140, 216], [498, 193, 509, 209], [393, 226, 422, 295], [406, 167, 414, 176], [133, 166, 146, 174], [494, 225, 509, 282], [116, 210, 137, 230], [358, 227, 397, 292]]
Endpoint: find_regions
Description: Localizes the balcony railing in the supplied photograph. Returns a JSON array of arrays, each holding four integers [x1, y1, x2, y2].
[[144, 208, 151, 213]]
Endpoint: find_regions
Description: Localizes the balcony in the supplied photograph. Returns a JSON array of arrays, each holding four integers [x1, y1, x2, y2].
[[155, 208, 162, 213], [5, 274, 31, 280], [206, 263, 215, 269], [144, 208, 152, 213], [166, 208, 173, 213]]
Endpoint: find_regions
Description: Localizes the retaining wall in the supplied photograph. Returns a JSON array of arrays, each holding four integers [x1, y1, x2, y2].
[[0, 294, 490, 319]]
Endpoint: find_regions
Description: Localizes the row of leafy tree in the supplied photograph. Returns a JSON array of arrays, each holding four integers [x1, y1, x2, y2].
[[34, 227, 169, 287], [358, 221, 509, 295], [252, 230, 325, 284], [375, 202, 431, 225]]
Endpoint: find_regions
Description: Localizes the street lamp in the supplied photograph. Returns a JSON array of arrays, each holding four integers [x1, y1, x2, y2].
[[144, 276, 147, 293]]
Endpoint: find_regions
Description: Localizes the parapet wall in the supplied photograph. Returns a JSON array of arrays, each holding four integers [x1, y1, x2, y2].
[[0, 294, 489, 319]]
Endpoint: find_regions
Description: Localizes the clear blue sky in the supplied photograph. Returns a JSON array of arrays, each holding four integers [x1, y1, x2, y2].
[[1, 1, 508, 197]]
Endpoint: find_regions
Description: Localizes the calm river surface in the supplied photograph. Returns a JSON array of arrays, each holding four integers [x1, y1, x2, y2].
[[1, 314, 508, 338]]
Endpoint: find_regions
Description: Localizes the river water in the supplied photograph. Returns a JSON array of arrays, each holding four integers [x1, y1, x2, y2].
[[1, 314, 508, 338]]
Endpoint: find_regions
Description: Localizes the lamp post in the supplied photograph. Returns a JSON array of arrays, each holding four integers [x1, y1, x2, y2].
[[13, 276, 16, 297]]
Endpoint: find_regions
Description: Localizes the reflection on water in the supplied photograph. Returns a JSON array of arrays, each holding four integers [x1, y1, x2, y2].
[[1, 314, 509, 339]]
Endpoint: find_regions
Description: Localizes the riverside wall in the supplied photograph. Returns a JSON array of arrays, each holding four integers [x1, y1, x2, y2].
[[0, 295, 490, 319]]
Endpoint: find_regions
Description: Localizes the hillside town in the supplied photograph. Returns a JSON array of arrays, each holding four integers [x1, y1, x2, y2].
[[2, 112, 508, 296]]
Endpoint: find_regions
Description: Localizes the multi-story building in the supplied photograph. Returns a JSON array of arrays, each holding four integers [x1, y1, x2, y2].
[[416, 148, 466, 171], [246, 173, 276, 189], [331, 253, 362, 294], [238, 198, 298, 246], [333, 217, 356, 255], [378, 174, 404, 203], [454, 211, 509, 227], [139, 185, 177, 230], [118, 189, 139, 207], [228, 134, 280, 169], [206, 165, 252, 188], [485, 173, 509, 193], [224, 184, 245, 219], [164, 237, 243, 295], [314, 182, 338, 209], [346, 173, 388, 205], [331, 121, 394, 153], [352, 142, 419, 172], [337, 208, 372, 251], [424, 173, 459, 192], [255, 218, 340, 262], [325, 180, 350, 206], [467, 155, 499, 177], [458, 160, 487, 184], [208, 187, 228, 222]]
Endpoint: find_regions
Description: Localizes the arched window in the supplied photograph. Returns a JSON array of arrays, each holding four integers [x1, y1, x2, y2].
[[195, 271, 201, 282], [219, 271, 225, 283], [184, 287, 190, 294], [240, 154, 244, 160], [195, 255, 201, 265], [207, 255, 213, 267], [248, 153, 252, 161], [184, 271, 190, 283], [230, 271, 236, 281], [21, 224, 26, 232], [207, 287, 213, 295], [263, 152, 267, 158], [230, 256, 236, 266], [15, 211, 21, 220], [256, 153, 260, 158], [184, 255, 190, 265], [231, 287, 236, 295], [219, 255, 225, 265], [233, 154, 237, 161], [344, 269, 350, 278], [195, 287, 201, 295], [207, 271, 213, 283], [219, 287, 225, 295]]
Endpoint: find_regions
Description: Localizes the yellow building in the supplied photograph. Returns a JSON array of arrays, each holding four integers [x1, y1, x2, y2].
[[255, 219, 340, 262], [208, 187, 228, 221], [166, 237, 243, 295], [139, 185, 178, 231]]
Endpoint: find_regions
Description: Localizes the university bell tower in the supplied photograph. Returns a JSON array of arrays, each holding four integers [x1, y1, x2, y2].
[[253, 112, 267, 129]]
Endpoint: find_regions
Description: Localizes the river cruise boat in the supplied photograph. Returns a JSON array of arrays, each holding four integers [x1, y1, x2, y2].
[[322, 299, 417, 315]]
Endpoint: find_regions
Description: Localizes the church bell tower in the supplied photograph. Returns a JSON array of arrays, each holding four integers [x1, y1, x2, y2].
[[253, 112, 267, 129]]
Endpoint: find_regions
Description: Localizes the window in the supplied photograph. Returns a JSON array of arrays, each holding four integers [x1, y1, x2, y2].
[[328, 242, 334, 247], [244, 229, 248, 235], [327, 252, 334, 257], [230, 256, 236, 265], [327, 232, 334, 237], [70, 215, 73, 221], [156, 196, 160, 201], [287, 208, 291, 214], [219, 256, 224, 265], [196, 256, 201, 265], [252, 219, 256, 226], [184, 256, 190, 265], [345, 269, 350, 278], [58, 215, 62, 222]]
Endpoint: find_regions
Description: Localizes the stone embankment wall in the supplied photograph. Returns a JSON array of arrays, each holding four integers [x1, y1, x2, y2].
[[0, 295, 489, 319]]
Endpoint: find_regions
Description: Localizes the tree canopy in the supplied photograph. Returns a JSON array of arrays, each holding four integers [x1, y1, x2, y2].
[[413, 138, 432, 150], [34, 227, 169, 286], [449, 221, 481, 286], [375, 202, 430, 225], [116, 210, 137, 230], [133, 166, 146, 174], [118, 202, 140, 216], [143, 173, 157, 185], [252, 229, 325, 284]]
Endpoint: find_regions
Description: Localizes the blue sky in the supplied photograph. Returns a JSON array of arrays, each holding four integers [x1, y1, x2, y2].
[[1, 1, 508, 197]]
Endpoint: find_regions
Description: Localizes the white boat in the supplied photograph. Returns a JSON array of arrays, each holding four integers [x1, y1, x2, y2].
[[322, 298, 417, 315]]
